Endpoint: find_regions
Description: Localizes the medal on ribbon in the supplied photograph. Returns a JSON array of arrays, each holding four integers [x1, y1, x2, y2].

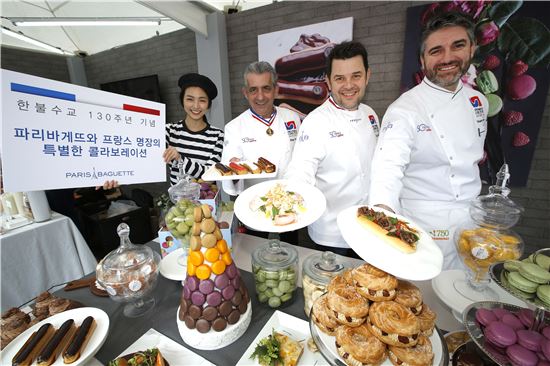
[[250, 108, 277, 136]]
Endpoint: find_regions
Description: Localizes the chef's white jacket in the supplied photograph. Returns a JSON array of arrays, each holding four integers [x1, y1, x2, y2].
[[221, 106, 301, 196], [285, 97, 379, 248], [369, 78, 488, 269]]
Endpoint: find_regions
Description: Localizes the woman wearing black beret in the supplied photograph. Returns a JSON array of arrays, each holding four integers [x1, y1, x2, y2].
[[163, 73, 224, 185]]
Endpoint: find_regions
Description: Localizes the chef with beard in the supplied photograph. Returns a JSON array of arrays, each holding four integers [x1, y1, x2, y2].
[[369, 11, 488, 270]]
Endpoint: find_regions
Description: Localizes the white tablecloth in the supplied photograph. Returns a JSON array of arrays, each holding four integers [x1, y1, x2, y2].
[[1, 212, 97, 311]]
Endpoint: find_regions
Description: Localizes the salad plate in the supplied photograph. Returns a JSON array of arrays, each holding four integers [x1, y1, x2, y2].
[[234, 179, 326, 233]]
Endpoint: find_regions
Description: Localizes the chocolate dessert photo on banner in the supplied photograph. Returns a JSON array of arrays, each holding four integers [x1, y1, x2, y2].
[[258, 17, 353, 119], [401, 1, 550, 187]]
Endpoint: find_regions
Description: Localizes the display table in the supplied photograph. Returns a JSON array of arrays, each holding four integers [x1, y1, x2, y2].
[[49, 233, 460, 365], [1, 212, 97, 311]]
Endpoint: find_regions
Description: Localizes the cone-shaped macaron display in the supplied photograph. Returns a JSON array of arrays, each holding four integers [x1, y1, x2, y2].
[[178, 204, 250, 333]]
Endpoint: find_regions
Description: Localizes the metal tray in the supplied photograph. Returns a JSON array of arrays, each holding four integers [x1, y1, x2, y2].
[[490, 262, 549, 312], [309, 312, 449, 366]]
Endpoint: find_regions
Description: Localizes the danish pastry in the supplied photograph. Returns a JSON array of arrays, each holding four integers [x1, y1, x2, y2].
[[327, 270, 353, 293], [394, 280, 423, 315], [327, 286, 369, 327], [367, 301, 420, 347], [352, 263, 398, 302], [416, 303, 436, 336], [311, 294, 339, 336], [335, 324, 387, 366], [388, 334, 434, 366]]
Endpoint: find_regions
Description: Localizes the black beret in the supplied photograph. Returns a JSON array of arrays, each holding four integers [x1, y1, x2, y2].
[[177, 73, 218, 101]]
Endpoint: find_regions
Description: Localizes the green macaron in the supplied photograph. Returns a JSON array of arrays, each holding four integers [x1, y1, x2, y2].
[[485, 93, 503, 117], [504, 260, 523, 272], [536, 285, 550, 307], [535, 254, 550, 271], [519, 262, 550, 284], [477, 70, 499, 94], [508, 271, 539, 293]]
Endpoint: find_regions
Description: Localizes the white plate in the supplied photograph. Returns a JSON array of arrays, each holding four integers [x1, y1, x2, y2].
[[431, 270, 526, 321], [0, 307, 109, 366], [202, 161, 277, 181], [159, 248, 187, 281], [337, 205, 443, 281], [234, 179, 326, 233], [236, 310, 329, 365], [312, 321, 444, 366]]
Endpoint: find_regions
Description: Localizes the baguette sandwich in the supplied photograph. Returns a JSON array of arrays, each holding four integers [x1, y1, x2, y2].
[[356, 206, 419, 253]]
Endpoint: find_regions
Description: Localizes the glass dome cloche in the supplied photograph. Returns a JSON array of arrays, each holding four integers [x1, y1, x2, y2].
[[96, 223, 161, 317], [455, 164, 524, 301]]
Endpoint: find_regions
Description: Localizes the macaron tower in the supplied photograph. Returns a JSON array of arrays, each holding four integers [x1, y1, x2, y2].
[[177, 204, 252, 349]]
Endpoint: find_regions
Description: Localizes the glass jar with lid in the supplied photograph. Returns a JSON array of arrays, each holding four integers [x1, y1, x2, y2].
[[302, 251, 351, 317], [454, 164, 524, 300], [164, 161, 201, 263], [96, 223, 161, 317], [252, 240, 299, 308]]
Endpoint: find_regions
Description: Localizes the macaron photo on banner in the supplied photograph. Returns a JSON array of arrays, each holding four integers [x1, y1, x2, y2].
[[258, 17, 353, 118], [400, 1, 550, 187], [1, 69, 166, 192]]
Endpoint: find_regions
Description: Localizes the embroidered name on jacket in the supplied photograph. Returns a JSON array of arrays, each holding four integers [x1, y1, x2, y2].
[[329, 131, 344, 138], [241, 137, 257, 143], [416, 123, 432, 132]]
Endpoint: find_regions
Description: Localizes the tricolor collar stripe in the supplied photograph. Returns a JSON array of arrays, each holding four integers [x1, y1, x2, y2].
[[328, 95, 345, 110], [249, 108, 276, 126]]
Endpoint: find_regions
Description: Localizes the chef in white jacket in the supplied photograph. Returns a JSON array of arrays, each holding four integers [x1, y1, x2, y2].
[[222, 61, 301, 196], [285, 41, 379, 254], [369, 12, 488, 270]]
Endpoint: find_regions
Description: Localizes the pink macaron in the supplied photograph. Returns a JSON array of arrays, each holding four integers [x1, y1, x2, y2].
[[485, 321, 518, 347], [518, 330, 544, 352], [542, 339, 550, 361], [518, 308, 535, 328], [476, 308, 498, 327], [507, 344, 538, 366], [503, 313, 526, 331], [493, 308, 513, 319]]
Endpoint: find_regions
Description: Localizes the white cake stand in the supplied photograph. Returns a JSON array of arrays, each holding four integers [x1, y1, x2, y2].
[[432, 269, 526, 323], [159, 248, 187, 281], [176, 300, 252, 350]]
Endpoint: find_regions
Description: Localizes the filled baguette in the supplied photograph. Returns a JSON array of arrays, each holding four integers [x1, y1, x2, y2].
[[356, 206, 419, 254], [12, 323, 55, 366], [240, 162, 261, 174], [257, 157, 276, 173], [37, 319, 77, 366], [214, 163, 233, 176], [229, 162, 248, 175], [62, 316, 96, 364]]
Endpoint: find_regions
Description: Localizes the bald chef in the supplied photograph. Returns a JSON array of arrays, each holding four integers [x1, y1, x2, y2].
[[368, 11, 488, 270]]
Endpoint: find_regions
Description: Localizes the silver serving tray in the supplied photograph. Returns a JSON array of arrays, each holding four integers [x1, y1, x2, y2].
[[490, 262, 550, 312], [462, 301, 547, 366], [309, 313, 449, 366]]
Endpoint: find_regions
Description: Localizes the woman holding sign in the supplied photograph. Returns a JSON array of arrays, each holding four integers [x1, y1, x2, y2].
[[163, 73, 225, 185]]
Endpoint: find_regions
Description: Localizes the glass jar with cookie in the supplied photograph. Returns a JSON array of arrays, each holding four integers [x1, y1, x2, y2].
[[454, 164, 524, 300]]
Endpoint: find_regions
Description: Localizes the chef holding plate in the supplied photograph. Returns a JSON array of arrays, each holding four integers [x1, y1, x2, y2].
[[368, 11, 488, 270]]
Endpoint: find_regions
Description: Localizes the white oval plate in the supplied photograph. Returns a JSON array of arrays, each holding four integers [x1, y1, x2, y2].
[[202, 161, 277, 181], [159, 248, 187, 281], [234, 179, 326, 233], [337, 205, 443, 280], [1, 307, 109, 366], [312, 320, 444, 366]]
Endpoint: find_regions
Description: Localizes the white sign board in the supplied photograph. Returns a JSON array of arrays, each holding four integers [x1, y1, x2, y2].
[[1, 69, 166, 192]]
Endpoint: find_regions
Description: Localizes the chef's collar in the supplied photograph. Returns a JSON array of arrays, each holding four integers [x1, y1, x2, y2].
[[422, 76, 463, 97], [328, 94, 360, 112]]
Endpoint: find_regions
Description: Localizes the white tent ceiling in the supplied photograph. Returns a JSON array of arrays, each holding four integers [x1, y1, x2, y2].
[[0, 0, 273, 55]]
